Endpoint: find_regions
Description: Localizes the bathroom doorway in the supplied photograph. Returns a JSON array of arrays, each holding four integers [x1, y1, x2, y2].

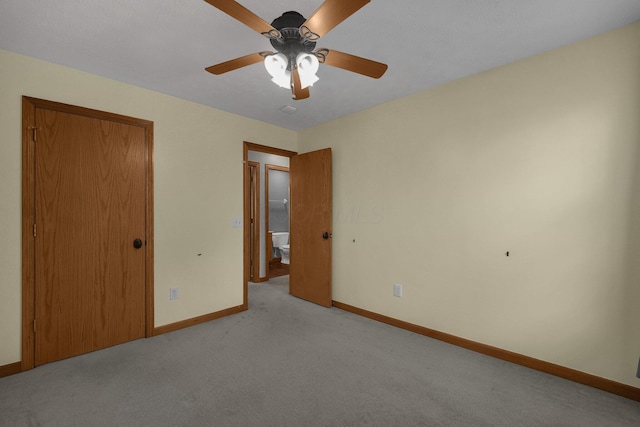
[[243, 142, 295, 288], [266, 164, 290, 279]]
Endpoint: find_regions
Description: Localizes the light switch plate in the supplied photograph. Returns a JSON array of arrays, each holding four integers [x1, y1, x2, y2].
[[393, 283, 403, 297], [232, 216, 242, 228]]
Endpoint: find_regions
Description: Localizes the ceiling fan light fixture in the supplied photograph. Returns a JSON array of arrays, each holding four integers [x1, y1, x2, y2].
[[296, 53, 319, 89], [203, 1, 388, 99]]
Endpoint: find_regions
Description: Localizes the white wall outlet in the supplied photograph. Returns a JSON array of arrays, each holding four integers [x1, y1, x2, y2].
[[169, 288, 179, 301], [232, 216, 242, 228], [393, 283, 403, 297]]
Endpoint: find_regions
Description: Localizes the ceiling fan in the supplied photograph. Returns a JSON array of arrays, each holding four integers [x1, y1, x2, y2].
[[203, 0, 388, 100]]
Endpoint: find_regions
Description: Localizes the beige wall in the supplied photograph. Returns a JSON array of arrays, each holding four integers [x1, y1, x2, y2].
[[0, 49, 297, 366], [299, 23, 640, 387]]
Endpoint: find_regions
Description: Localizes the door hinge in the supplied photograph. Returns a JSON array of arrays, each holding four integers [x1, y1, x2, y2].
[[33, 223, 37, 238], [28, 126, 41, 142]]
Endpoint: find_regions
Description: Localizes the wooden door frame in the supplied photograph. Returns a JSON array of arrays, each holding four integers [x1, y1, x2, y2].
[[247, 161, 260, 282], [243, 142, 296, 306], [21, 96, 154, 370]]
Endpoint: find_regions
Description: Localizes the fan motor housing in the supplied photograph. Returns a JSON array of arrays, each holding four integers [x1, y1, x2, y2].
[[270, 11, 316, 68]]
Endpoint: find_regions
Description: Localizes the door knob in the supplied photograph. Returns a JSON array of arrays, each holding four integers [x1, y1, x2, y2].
[[322, 232, 331, 240], [133, 238, 143, 249]]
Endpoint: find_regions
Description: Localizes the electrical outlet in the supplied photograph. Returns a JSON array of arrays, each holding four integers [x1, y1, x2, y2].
[[169, 288, 179, 301], [393, 283, 403, 297]]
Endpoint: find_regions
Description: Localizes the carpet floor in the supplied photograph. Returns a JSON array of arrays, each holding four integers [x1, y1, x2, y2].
[[1, 276, 639, 426]]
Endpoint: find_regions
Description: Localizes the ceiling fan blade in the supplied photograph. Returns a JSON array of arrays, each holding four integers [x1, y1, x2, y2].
[[320, 49, 388, 79], [300, 0, 370, 40], [205, 52, 271, 75], [203, 0, 281, 39], [291, 69, 311, 100]]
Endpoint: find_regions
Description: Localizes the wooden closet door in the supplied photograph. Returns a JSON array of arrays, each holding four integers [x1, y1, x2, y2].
[[34, 107, 146, 365]]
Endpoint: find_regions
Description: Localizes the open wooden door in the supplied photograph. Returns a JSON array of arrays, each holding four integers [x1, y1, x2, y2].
[[289, 148, 332, 307]]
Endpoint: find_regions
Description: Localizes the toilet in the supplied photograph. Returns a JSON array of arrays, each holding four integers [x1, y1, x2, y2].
[[280, 244, 290, 264], [271, 232, 289, 263]]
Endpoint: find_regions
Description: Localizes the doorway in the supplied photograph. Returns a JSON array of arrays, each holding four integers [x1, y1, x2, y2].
[[243, 142, 333, 308], [243, 143, 295, 289], [21, 97, 154, 369], [266, 164, 290, 279]]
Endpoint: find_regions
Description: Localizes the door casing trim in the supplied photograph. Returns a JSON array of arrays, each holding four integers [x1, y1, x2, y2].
[[247, 161, 260, 282]]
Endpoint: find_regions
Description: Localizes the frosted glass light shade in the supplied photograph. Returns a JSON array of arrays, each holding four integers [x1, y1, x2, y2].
[[264, 53, 288, 76], [296, 53, 319, 89], [264, 53, 291, 88], [271, 71, 291, 89]]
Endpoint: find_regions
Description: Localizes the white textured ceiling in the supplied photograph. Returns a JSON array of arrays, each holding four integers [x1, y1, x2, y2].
[[2, 0, 640, 130]]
